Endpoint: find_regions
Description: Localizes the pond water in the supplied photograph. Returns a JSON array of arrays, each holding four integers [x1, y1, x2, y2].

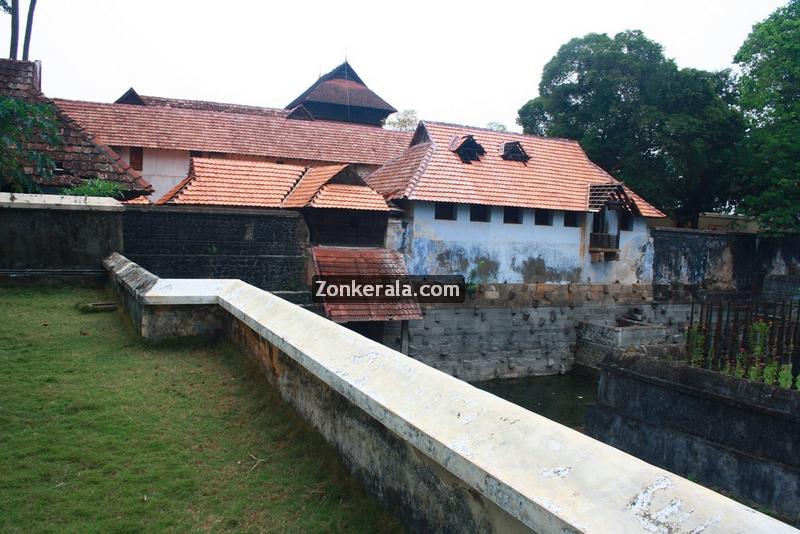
[[472, 372, 599, 431]]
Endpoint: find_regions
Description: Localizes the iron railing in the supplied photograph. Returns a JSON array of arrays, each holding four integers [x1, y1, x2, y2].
[[589, 232, 619, 250]]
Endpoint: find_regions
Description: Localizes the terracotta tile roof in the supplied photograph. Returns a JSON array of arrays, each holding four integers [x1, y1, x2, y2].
[[281, 165, 347, 207], [281, 164, 390, 211], [366, 121, 664, 217], [0, 60, 152, 196], [308, 184, 390, 211], [157, 158, 305, 207], [123, 194, 151, 205], [54, 98, 411, 166], [312, 246, 422, 323], [286, 62, 396, 113]]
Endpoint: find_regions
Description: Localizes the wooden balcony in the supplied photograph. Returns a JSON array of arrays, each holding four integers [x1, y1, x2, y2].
[[589, 232, 619, 251]]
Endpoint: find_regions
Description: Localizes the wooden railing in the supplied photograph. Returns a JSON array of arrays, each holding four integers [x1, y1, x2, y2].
[[589, 232, 619, 250]]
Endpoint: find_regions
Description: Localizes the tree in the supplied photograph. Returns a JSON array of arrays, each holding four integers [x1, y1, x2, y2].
[[385, 109, 418, 131], [22, 0, 36, 60], [517, 31, 744, 227], [0, 96, 61, 193], [734, 0, 800, 233], [485, 121, 507, 131], [8, 0, 18, 59]]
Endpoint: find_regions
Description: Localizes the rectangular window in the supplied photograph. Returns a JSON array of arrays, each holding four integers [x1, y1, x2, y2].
[[564, 211, 583, 227], [503, 207, 523, 224], [534, 209, 553, 226], [434, 202, 458, 221], [129, 146, 143, 171], [470, 204, 491, 223], [620, 212, 635, 231]]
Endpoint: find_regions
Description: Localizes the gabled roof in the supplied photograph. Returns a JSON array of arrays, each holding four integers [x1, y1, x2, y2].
[[0, 59, 151, 196], [311, 246, 423, 323], [116, 87, 290, 118], [158, 158, 305, 207], [286, 62, 396, 113], [282, 164, 390, 211], [158, 158, 390, 211], [55, 98, 411, 166], [366, 121, 664, 217]]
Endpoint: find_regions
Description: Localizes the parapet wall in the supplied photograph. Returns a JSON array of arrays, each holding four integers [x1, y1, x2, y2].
[[104, 253, 791, 533]]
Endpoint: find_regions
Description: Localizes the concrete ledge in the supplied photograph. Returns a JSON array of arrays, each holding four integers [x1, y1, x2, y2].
[[0, 192, 123, 212], [105, 253, 794, 533]]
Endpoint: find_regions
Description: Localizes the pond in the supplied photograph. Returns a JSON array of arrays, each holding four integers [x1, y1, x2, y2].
[[472, 371, 599, 431]]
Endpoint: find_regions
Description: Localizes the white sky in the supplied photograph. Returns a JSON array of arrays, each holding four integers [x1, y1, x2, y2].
[[1, 0, 785, 132]]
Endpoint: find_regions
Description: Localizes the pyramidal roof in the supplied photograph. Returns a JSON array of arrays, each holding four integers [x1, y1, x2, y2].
[[286, 62, 396, 115]]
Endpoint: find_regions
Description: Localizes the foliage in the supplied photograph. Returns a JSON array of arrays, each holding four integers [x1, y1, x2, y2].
[[517, 30, 745, 227], [61, 178, 125, 198], [384, 109, 418, 131], [0, 96, 61, 193], [485, 121, 507, 131], [778, 365, 794, 389], [687, 325, 706, 367], [0, 285, 401, 532], [734, 0, 800, 233]]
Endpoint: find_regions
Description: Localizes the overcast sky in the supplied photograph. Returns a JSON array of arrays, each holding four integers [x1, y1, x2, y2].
[[1, 0, 785, 131]]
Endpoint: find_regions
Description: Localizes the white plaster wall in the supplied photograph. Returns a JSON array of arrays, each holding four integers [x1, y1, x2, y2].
[[115, 147, 190, 201], [404, 201, 652, 284]]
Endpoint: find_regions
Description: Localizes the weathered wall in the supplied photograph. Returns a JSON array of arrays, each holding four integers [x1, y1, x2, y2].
[[383, 283, 692, 381], [103, 253, 791, 533], [123, 205, 308, 296], [0, 193, 123, 274], [402, 201, 652, 285], [587, 355, 800, 525], [651, 228, 800, 295]]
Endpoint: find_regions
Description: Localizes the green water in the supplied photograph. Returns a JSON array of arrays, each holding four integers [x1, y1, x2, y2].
[[473, 372, 599, 431]]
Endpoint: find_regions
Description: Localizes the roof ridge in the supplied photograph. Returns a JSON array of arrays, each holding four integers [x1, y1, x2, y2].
[[421, 120, 581, 145], [280, 166, 312, 206]]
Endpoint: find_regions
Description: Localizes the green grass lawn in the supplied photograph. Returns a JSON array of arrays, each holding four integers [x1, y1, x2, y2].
[[0, 284, 402, 533]]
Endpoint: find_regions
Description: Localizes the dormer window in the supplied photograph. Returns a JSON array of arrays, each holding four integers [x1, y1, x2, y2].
[[450, 135, 485, 163], [501, 141, 530, 163]]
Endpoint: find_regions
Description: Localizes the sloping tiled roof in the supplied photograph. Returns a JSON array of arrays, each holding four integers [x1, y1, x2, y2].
[[286, 62, 396, 113], [158, 158, 305, 207], [311, 246, 422, 323], [0, 59, 152, 196], [308, 184, 390, 211], [282, 165, 347, 207], [281, 164, 389, 211], [54, 99, 412, 166], [366, 121, 664, 217]]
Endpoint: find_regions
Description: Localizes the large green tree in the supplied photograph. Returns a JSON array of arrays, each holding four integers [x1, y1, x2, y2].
[[734, 0, 800, 233], [518, 31, 744, 227]]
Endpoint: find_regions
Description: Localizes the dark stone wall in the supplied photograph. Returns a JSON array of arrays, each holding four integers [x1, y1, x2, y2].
[[123, 206, 308, 291], [652, 228, 800, 296], [586, 356, 800, 525], [0, 207, 123, 270]]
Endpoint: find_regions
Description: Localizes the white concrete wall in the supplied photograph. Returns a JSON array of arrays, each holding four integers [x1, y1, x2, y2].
[[116, 147, 190, 201], [404, 201, 653, 284], [103, 252, 793, 534]]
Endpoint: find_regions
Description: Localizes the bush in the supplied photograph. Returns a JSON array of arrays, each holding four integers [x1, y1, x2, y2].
[[61, 178, 125, 198]]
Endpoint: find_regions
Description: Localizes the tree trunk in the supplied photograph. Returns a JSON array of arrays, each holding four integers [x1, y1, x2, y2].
[[9, 0, 19, 59], [22, 0, 36, 61]]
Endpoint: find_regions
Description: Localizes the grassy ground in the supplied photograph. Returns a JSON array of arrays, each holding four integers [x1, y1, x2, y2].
[[0, 283, 402, 533]]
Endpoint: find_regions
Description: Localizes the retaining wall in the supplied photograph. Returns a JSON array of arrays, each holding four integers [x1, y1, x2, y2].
[[104, 253, 791, 533], [587, 355, 800, 525]]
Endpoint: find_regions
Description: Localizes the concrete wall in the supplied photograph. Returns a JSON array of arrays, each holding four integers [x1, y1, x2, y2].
[[587, 355, 800, 525], [0, 193, 123, 275], [123, 205, 308, 300], [104, 253, 791, 533], [402, 201, 652, 285]]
